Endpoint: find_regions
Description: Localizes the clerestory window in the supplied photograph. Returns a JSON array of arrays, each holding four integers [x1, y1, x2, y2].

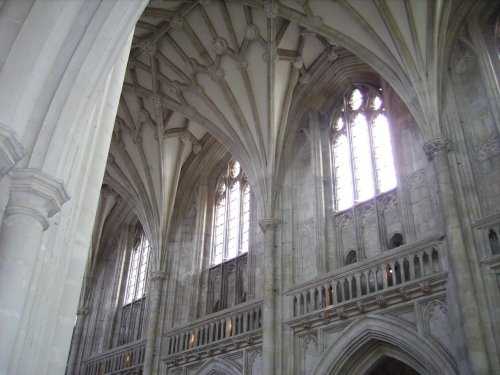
[[124, 235, 150, 304], [331, 86, 397, 211], [212, 160, 251, 265]]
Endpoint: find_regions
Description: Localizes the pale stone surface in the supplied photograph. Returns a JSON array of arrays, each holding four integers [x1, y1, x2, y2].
[[0, 1, 500, 375]]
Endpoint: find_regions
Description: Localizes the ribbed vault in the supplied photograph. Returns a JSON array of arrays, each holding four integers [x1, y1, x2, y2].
[[106, 0, 481, 264]]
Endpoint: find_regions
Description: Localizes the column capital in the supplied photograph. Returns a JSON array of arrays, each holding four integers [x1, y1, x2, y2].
[[0, 124, 26, 178], [258, 218, 281, 233], [423, 137, 451, 160], [5, 168, 70, 230], [76, 308, 89, 316], [151, 271, 167, 282]]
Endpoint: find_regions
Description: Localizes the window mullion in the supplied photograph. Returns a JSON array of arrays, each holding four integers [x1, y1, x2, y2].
[[346, 111, 358, 204], [367, 111, 379, 195], [224, 177, 230, 261]]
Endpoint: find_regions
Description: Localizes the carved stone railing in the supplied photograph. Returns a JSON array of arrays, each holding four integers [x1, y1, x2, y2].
[[162, 299, 262, 365], [286, 235, 447, 320], [79, 339, 146, 375]]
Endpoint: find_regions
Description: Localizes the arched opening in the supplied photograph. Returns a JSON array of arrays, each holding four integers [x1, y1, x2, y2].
[[313, 315, 458, 375], [367, 356, 420, 375], [388, 232, 404, 249], [345, 249, 358, 265]]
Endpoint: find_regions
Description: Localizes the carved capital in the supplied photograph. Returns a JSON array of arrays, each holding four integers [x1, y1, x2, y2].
[[423, 137, 451, 160], [5, 169, 70, 230], [77, 308, 89, 316], [258, 218, 280, 233], [151, 271, 167, 282], [0, 124, 26, 177]]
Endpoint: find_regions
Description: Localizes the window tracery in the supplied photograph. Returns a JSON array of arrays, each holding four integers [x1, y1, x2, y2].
[[212, 160, 251, 265], [331, 86, 397, 211], [124, 235, 150, 304]]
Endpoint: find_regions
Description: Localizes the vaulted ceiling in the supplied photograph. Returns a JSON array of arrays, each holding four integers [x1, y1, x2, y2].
[[106, 0, 477, 260]]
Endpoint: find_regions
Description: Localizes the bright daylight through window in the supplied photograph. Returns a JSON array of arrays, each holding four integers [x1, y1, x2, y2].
[[212, 160, 251, 265], [124, 235, 150, 304], [332, 86, 397, 211]]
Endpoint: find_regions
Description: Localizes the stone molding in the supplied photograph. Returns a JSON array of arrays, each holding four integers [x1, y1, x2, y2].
[[4, 168, 70, 230], [423, 137, 451, 160], [0, 123, 26, 177], [258, 218, 281, 233]]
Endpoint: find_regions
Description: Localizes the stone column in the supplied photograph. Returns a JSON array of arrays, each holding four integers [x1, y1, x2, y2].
[[143, 271, 166, 375], [65, 307, 89, 374], [0, 168, 69, 375], [423, 137, 490, 373], [259, 218, 280, 375]]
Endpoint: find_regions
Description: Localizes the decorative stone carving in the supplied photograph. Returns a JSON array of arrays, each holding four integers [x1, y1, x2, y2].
[[358, 203, 375, 219], [423, 137, 451, 160], [376, 294, 387, 307], [244, 24, 259, 41], [264, 1, 279, 19], [319, 311, 330, 323], [212, 38, 227, 56], [0, 124, 25, 177], [77, 307, 89, 316], [335, 306, 346, 319], [422, 300, 450, 347], [170, 15, 183, 30], [293, 56, 304, 69], [406, 169, 426, 189], [476, 136, 500, 161], [258, 218, 280, 233], [5, 169, 70, 230], [327, 47, 339, 62], [302, 319, 311, 329], [151, 271, 167, 282], [399, 287, 410, 300], [139, 40, 157, 56], [336, 212, 353, 229], [357, 300, 366, 313]]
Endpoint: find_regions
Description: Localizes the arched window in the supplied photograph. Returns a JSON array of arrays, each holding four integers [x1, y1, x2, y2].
[[212, 160, 251, 265], [124, 235, 150, 304], [331, 86, 397, 211]]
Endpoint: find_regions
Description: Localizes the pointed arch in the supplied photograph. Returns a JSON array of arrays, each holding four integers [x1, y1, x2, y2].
[[313, 314, 457, 375], [194, 357, 241, 375]]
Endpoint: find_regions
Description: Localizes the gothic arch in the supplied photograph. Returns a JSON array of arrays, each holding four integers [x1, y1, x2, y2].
[[313, 314, 457, 375], [194, 357, 241, 375]]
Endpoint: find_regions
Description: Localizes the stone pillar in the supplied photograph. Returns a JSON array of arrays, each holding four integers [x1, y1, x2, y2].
[[143, 271, 166, 375], [259, 218, 280, 375], [66, 307, 89, 375], [0, 168, 69, 375], [423, 137, 490, 373]]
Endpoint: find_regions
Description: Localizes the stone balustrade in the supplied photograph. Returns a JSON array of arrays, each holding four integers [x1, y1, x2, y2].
[[163, 300, 263, 357], [80, 338, 146, 375], [287, 236, 446, 319]]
